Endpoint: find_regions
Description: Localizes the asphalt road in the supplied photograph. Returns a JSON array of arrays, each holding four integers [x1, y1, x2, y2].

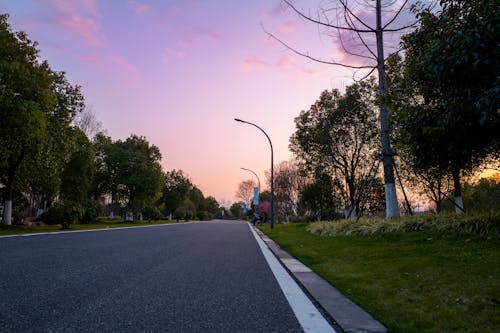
[[0, 221, 306, 332]]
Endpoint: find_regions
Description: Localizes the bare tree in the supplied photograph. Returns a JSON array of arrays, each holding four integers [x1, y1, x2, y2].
[[271, 160, 305, 221], [265, 0, 433, 218], [74, 106, 103, 140], [235, 179, 256, 207]]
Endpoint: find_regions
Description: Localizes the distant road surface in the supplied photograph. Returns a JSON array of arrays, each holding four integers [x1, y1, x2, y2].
[[0, 220, 335, 332]]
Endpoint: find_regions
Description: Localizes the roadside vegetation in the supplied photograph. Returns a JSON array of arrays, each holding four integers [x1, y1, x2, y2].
[[259, 219, 500, 333]]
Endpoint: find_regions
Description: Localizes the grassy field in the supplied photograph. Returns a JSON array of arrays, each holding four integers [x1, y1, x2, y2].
[[259, 222, 500, 333], [0, 219, 176, 236]]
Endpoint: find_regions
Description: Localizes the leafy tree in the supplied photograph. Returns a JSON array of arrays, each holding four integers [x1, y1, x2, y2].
[[161, 170, 193, 218], [396, 0, 499, 212], [60, 128, 95, 203], [463, 179, 500, 213], [298, 172, 338, 221], [115, 135, 164, 219], [230, 202, 244, 219], [290, 80, 380, 217], [386, 54, 454, 213], [92, 135, 163, 219], [201, 196, 220, 215], [0, 15, 83, 224]]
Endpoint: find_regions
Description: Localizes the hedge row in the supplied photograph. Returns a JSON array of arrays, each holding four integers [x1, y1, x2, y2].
[[306, 212, 500, 237]]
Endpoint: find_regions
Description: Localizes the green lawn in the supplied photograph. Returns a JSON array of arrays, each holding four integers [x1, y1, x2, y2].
[[259, 223, 500, 333], [0, 220, 176, 236]]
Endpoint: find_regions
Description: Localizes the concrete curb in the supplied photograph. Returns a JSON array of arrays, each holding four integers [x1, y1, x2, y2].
[[253, 226, 387, 333]]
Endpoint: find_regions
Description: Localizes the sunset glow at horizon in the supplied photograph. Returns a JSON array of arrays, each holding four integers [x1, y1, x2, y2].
[[1, 0, 366, 205]]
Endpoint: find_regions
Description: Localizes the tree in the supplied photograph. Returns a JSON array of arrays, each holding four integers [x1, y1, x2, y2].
[[298, 172, 338, 221], [272, 160, 305, 221], [92, 135, 164, 219], [395, 0, 499, 212], [161, 169, 215, 220], [203, 196, 220, 213], [230, 202, 244, 219], [290, 80, 380, 217], [24, 71, 86, 213], [74, 106, 103, 140], [115, 135, 164, 219], [235, 179, 256, 208], [60, 128, 95, 203], [0, 15, 83, 224], [463, 178, 500, 213], [266, 0, 430, 217], [199, 196, 220, 219]]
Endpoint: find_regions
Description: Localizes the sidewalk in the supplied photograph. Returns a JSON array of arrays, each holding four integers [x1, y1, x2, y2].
[[253, 226, 387, 333]]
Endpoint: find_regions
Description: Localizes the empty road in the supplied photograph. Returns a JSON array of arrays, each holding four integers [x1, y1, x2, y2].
[[0, 221, 335, 332]]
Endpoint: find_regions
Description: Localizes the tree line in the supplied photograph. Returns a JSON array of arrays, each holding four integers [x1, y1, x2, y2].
[[236, 0, 498, 221], [0, 14, 219, 226]]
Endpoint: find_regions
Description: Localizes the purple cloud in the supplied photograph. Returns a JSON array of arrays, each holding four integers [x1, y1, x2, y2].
[[49, 0, 104, 46], [128, 0, 151, 16]]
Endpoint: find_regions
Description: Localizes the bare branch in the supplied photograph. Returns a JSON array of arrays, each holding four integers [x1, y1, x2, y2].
[[384, 21, 419, 32], [263, 25, 375, 70], [282, 0, 374, 33], [383, 48, 403, 63], [336, 27, 376, 61], [383, 0, 410, 29], [338, 0, 375, 32], [344, 8, 377, 59], [353, 66, 377, 82]]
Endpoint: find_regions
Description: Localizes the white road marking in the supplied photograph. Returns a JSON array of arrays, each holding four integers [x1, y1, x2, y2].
[[0, 221, 203, 239], [248, 224, 337, 333]]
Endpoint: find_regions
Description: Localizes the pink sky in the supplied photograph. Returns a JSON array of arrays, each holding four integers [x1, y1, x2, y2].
[[1, 0, 415, 204]]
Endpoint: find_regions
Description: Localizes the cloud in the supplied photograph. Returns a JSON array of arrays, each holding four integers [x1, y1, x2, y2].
[[277, 20, 298, 33], [81, 0, 100, 16], [240, 55, 318, 76], [128, 0, 151, 16], [191, 27, 222, 41], [240, 57, 269, 70], [275, 55, 319, 76], [164, 26, 223, 61], [162, 48, 186, 63], [111, 55, 140, 76], [50, 0, 104, 46], [261, 2, 288, 18]]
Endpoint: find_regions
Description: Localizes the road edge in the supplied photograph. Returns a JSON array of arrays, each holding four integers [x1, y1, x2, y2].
[[252, 224, 388, 333]]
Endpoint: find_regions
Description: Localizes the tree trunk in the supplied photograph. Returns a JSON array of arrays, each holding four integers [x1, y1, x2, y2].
[[3, 200, 12, 225], [3, 184, 13, 225], [346, 177, 357, 219], [452, 169, 465, 214], [376, 0, 400, 218]]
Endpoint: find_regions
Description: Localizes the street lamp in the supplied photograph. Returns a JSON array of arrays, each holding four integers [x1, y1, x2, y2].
[[235, 118, 274, 229], [240, 167, 261, 194]]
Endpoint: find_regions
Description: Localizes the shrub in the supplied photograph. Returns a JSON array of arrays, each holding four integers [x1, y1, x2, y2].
[[142, 206, 163, 220], [307, 212, 500, 237], [81, 199, 102, 224], [40, 203, 83, 229], [196, 211, 213, 221]]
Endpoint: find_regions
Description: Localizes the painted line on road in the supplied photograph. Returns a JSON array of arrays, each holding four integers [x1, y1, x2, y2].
[[0, 221, 206, 239], [248, 224, 337, 333]]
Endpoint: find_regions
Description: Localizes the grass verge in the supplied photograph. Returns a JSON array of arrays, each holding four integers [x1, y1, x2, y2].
[[258, 222, 500, 333], [0, 220, 176, 236]]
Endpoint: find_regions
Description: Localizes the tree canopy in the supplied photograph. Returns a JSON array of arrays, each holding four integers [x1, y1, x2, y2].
[[290, 79, 380, 216]]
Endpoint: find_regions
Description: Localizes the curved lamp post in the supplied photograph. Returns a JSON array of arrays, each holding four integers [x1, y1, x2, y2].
[[240, 167, 261, 194], [235, 118, 274, 229]]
